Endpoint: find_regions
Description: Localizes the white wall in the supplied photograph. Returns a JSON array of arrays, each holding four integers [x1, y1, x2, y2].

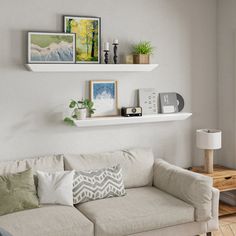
[[217, 0, 236, 167], [0, 0, 218, 167]]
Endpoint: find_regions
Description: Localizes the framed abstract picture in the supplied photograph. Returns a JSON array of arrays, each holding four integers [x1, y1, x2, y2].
[[64, 16, 101, 64], [90, 81, 118, 117], [28, 32, 76, 63]]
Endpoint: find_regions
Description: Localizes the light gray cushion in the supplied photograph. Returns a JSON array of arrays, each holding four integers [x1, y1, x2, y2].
[[0, 155, 64, 175], [0, 205, 94, 236], [65, 148, 154, 188], [77, 187, 194, 236], [73, 165, 126, 204], [153, 159, 213, 222]]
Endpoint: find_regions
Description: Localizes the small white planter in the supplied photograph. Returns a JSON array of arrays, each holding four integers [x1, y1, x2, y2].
[[74, 108, 87, 120]]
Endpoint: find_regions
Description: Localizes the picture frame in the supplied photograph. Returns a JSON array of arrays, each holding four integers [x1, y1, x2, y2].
[[90, 80, 118, 117], [138, 88, 158, 115], [28, 32, 76, 64], [64, 15, 101, 64], [159, 92, 178, 114]]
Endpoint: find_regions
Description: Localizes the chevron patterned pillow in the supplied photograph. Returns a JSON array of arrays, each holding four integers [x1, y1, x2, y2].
[[73, 165, 126, 204]]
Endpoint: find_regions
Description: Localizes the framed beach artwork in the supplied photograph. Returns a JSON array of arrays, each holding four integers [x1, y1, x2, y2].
[[64, 16, 101, 63], [90, 81, 118, 117], [28, 32, 76, 63]]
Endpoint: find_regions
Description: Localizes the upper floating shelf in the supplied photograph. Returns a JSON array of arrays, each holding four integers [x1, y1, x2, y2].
[[25, 64, 159, 72], [73, 113, 192, 128]]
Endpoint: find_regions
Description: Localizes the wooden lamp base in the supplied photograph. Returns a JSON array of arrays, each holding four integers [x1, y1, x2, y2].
[[204, 149, 214, 174]]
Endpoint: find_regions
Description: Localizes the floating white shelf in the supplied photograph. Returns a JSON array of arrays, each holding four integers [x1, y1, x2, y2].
[[25, 64, 158, 72], [73, 113, 192, 128]]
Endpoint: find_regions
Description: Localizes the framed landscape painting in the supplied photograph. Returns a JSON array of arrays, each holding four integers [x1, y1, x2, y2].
[[64, 16, 101, 64], [90, 81, 118, 117], [28, 32, 76, 63]]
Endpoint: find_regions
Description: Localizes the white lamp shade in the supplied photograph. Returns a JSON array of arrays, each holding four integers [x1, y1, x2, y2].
[[196, 129, 222, 150]]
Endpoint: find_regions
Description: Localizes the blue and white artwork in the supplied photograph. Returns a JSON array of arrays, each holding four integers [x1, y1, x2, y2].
[[91, 81, 117, 117]]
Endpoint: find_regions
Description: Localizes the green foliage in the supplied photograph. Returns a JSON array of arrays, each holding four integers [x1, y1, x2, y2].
[[68, 99, 95, 114], [133, 41, 154, 55], [69, 100, 77, 108], [64, 98, 95, 125], [63, 117, 75, 126], [81, 99, 95, 115]]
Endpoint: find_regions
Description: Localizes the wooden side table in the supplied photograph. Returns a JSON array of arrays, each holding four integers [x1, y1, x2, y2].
[[190, 165, 236, 216]]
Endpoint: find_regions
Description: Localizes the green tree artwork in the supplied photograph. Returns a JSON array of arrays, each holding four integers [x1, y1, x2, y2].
[[65, 16, 100, 63]]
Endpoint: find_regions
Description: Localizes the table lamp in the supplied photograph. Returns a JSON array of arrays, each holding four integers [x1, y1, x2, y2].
[[196, 129, 222, 174]]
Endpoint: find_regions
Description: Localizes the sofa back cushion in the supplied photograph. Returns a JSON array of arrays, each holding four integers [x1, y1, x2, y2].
[[64, 148, 154, 189], [0, 155, 64, 175]]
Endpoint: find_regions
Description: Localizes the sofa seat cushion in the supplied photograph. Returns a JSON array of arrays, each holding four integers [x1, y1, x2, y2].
[[77, 187, 194, 236], [0, 205, 94, 236]]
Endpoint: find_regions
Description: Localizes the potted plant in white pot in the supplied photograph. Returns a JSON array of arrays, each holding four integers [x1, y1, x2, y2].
[[132, 41, 154, 64], [64, 99, 95, 125]]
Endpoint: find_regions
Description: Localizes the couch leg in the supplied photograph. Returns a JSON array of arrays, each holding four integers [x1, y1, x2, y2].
[[206, 233, 212, 236]]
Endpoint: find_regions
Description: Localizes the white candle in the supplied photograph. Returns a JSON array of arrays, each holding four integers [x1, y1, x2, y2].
[[104, 42, 109, 51], [113, 39, 119, 44]]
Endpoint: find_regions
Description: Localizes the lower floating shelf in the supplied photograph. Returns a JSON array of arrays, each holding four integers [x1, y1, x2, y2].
[[73, 113, 192, 128]]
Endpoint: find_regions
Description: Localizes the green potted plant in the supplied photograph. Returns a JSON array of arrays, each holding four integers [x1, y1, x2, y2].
[[132, 41, 154, 64], [64, 99, 95, 125]]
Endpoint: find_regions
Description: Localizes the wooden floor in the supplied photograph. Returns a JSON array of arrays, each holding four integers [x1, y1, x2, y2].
[[206, 215, 236, 236]]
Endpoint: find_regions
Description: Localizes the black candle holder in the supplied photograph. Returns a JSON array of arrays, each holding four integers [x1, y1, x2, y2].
[[104, 50, 109, 64], [112, 43, 119, 64]]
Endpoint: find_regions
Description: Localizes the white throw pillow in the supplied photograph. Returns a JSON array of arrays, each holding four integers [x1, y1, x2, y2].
[[37, 171, 74, 206]]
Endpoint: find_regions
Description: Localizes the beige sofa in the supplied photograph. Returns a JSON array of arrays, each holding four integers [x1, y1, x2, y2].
[[0, 148, 219, 236]]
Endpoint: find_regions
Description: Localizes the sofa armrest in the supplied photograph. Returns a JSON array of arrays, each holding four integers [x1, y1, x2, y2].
[[207, 187, 219, 232], [153, 159, 213, 222]]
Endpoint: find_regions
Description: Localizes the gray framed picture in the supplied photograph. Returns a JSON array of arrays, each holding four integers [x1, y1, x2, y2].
[[64, 16, 101, 64], [159, 93, 178, 113], [28, 32, 76, 63], [90, 80, 118, 117]]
